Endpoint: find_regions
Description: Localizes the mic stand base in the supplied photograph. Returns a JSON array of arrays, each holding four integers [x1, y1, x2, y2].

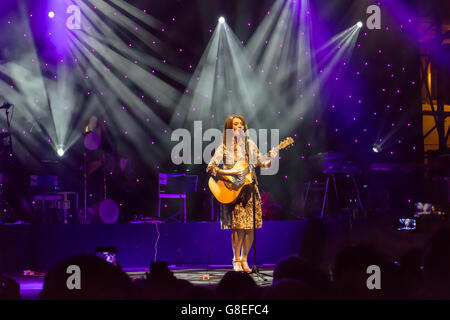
[[250, 265, 271, 282]]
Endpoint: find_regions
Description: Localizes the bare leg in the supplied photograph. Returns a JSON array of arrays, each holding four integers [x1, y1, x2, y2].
[[241, 229, 254, 272], [231, 229, 244, 270]]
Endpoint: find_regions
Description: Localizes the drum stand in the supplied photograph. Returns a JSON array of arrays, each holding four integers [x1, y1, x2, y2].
[[320, 173, 364, 218], [0, 104, 17, 223]]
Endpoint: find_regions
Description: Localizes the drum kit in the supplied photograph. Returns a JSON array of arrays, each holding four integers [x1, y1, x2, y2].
[[81, 130, 119, 224]]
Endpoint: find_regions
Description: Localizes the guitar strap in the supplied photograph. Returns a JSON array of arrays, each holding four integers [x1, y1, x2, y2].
[[222, 143, 225, 169], [245, 137, 259, 187]]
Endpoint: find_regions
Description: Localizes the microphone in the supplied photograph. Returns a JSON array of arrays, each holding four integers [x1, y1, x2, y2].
[[0, 102, 12, 110]]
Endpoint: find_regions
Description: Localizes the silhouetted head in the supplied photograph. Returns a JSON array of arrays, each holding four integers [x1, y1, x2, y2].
[[216, 271, 257, 300], [273, 255, 332, 298], [146, 261, 176, 282], [424, 227, 450, 280], [333, 244, 397, 299], [40, 254, 133, 300]]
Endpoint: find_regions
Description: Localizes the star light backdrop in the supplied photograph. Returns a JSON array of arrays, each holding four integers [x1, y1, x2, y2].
[[0, 0, 423, 220]]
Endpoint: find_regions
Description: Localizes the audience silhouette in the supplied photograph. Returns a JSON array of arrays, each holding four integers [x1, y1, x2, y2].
[[39, 254, 134, 299], [5, 226, 450, 300]]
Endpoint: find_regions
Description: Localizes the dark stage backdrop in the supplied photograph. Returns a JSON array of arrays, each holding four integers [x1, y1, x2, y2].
[[0, 0, 423, 221]]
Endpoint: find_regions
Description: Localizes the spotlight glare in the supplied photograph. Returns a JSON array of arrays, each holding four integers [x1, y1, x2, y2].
[[357, 21, 363, 28], [57, 145, 65, 157], [372, 145, 380, 153], [218, 17, 225, 24], [48, 11, 55, 19]]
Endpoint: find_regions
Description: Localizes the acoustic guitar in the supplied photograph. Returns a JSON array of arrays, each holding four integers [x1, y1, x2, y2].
[[208, 137, 294, 204]]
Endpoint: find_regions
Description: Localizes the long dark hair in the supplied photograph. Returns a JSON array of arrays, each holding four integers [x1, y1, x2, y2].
[[222, 114, 248, 146]]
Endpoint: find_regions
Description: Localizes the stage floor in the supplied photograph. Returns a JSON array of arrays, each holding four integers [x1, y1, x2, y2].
[[0, 221, 302, 273], [8, 266, 275, 300], [1, 215, 435, 277]]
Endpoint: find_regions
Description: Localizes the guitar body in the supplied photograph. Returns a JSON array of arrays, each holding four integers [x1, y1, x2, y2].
[[208, 161, 252, 204], [208, 137, 294, 204]]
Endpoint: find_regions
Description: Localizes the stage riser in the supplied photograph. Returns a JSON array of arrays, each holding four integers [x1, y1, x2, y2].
[[0, 221, 304, 273]]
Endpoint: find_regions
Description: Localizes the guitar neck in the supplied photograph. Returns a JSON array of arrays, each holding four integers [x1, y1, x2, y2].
[[264, 144, 283, 157]]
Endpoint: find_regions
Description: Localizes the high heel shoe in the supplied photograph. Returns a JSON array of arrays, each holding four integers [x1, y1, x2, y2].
[[240, 258, 252, 273], [232, 258, 243, 272]]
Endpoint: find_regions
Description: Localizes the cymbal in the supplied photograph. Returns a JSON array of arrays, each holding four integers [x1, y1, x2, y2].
[[0, 132, 10, 140], [309, 151, 347, 160]]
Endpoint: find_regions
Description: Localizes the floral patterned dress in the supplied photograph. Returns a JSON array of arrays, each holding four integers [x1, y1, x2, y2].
[[207, 138, 271, 230]]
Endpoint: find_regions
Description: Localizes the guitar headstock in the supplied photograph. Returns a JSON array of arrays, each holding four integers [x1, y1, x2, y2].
[[278, 137, 294, 150]]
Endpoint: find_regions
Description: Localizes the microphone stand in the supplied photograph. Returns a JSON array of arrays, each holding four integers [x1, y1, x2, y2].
[[0, 104, 15, 222], [5, 107, 13, 156], [83, 151, 87, 224], [245, 134, 271, 281], [102, 152, 107, 201]]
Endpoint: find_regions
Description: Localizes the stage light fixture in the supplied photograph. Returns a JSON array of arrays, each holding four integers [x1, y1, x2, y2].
[[357, 21, 363, 28], [218, 17, 225, 24], [372, 144, 381, 153], [48, 11, 55, 18], [56, 145, 65, 157]]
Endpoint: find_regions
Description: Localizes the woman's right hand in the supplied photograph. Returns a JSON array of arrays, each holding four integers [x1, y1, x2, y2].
[[223, 169, 242, 177]]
